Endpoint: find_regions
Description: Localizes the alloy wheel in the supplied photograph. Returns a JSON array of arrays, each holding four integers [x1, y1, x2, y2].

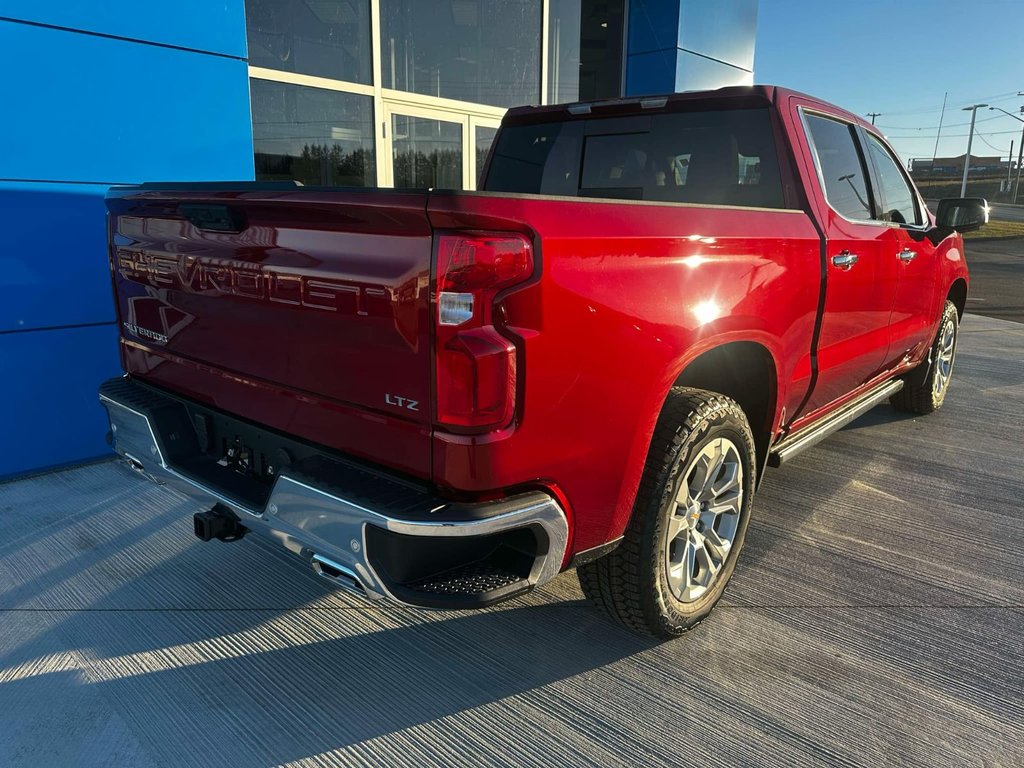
[[665, 437, 744, 603], [934, 317, 957, 398]]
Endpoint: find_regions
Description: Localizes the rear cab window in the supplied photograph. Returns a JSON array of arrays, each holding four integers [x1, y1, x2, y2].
[[484, 107, 787, 209]]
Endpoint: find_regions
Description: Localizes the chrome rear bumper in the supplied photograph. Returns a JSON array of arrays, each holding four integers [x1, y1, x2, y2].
[[99, 377, 568, 608]]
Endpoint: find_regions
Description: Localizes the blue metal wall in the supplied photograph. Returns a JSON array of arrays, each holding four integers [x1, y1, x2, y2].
[[625, 0, 758, 96], [0, 3, 254, 478]]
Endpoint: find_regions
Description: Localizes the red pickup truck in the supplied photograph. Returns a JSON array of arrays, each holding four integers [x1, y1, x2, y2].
[[100, 85, 985, 637]]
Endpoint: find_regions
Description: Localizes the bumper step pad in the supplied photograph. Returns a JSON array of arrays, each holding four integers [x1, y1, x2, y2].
[[409, 561, 526, 595]]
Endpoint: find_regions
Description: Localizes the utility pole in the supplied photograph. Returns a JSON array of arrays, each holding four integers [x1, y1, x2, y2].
[[988, 103, 1024, 204], [1009, 140, 1015, 187], [867, 112, 882, 125], [932, 92, 948, 165], [1018, 95, 1024, 204], [1018, 117, 1024, 204], [960, 104, 988, 197]]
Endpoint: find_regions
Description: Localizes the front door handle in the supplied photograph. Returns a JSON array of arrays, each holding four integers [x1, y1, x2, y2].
[[831, 251, 859, 270], [898, 248, 917, 263]]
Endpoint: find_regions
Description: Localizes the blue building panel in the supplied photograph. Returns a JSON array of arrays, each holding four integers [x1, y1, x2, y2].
[[0, 6, 253, 478], [0, 324, 121, 479], [673, 51, 753, 92], [623, 49, 678, 96], [0, 182, 113, 333], [0, 21, 254, 184], [0, 0, 247, 58], [625, 0, 756, 97], [627, 0, 683, 55], [678, 0, 758, 72]]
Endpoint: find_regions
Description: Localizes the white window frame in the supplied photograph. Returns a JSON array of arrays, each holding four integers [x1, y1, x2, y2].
[[248, 0, 550, 190], [382, 101, 468, 189]]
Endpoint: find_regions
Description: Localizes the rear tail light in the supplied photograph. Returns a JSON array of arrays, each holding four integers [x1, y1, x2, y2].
[[434, 232, 533, 431]]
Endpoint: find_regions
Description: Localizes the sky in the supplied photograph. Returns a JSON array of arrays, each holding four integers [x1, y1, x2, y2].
[[754, 0, 1024, 164]]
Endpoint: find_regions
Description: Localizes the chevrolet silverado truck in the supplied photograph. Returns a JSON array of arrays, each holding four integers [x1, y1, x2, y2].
[[99, 86, 986, 637]]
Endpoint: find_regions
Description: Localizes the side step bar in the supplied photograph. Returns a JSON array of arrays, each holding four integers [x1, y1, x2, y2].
[[768, 378, 904, 467]]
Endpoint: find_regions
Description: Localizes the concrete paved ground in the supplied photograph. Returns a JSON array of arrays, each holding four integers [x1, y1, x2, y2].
[[965, 237, 1024, 324], [1, 314, 1022, 768]]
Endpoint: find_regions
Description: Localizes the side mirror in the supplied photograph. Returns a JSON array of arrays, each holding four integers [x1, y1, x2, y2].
[[935, 197, 989, 233]]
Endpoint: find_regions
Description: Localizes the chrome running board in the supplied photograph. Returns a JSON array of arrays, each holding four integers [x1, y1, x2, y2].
[[768, 378, 904, 467]]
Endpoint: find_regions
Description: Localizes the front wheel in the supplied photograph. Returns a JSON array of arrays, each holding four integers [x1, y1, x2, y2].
[[578, 388, 756, 638], [891, 300, 959, 415]]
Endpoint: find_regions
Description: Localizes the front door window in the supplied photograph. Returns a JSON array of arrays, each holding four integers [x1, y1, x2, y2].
[[865, 134, 922, 226]]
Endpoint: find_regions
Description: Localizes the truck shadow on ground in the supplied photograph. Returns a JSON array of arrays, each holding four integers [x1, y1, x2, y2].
[[735, 402, 931, 579], [0, 468, 664, 764], [0, 558, 660, 764], [835, 402, 919, 431]]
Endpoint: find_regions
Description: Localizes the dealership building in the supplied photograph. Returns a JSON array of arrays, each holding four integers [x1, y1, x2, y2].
[[0, 0, 757, 478]]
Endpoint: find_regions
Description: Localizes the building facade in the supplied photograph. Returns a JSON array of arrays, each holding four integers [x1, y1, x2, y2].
[[246, 0, 757, 191], [0, 0, 757, 478], [910, 155, 1010, 176]]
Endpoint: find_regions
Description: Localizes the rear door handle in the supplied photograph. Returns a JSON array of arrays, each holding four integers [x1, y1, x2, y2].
[[898, 248, 917, 263], [831, 251, 859, 270]]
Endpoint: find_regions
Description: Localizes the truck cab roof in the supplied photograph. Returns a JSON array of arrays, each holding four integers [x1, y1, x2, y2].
[[504, 85, 872, 133]]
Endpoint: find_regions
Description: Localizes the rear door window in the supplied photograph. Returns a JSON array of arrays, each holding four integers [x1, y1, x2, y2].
[[485, 107, 786, 209], [803, 113, 874, 221]]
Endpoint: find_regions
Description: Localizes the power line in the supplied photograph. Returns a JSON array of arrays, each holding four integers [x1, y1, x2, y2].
[[876, 114, 1004, 131], [879, 90, 1021, 116], [975, 132, 1011, 153], [883, 128, 1019, 139]]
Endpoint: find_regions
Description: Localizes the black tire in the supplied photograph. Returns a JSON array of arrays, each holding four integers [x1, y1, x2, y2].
[[890, 300, 959, 415], [578, 388, 756, 638]]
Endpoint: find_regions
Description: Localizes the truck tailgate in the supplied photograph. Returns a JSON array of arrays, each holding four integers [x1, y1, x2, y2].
[[107, 186, 434, 478]]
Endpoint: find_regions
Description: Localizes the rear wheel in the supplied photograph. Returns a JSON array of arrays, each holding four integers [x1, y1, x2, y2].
[[578, 388, 755, 638], [891, 300, 959, 415]]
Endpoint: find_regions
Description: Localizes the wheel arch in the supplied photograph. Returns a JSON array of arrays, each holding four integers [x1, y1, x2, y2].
[[670, 340, 778, 483], [947, 278, 968, 319]]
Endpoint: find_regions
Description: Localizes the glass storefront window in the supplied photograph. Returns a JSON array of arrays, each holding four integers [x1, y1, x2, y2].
[[392, 115, 463, 189], [548, 0, 582, 104], [380, 0, 541, 108], [578, 0, 624, 101], [251, 79, 376, 187], [547, 0, 624, 104], [246, 0, 372, 84]]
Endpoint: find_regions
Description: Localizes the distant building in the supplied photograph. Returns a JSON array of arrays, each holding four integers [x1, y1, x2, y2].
[[910, 154, 1011, 176]]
